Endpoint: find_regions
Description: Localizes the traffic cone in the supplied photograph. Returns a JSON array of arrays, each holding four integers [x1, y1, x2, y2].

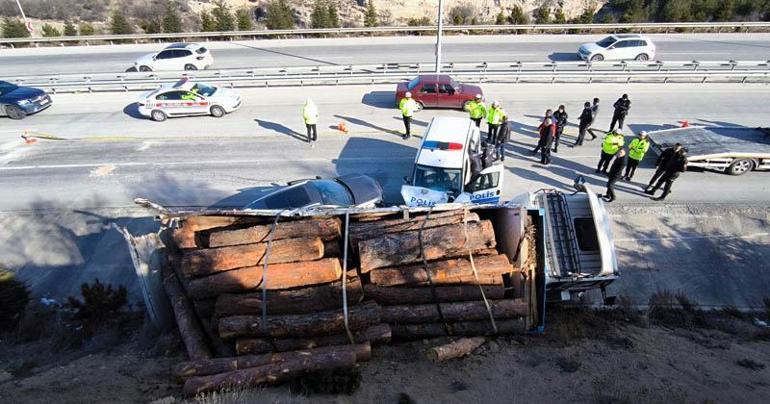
[[679, 120, 690, 128], [21, 131, 37, 144], [337, 122, 349, 134]]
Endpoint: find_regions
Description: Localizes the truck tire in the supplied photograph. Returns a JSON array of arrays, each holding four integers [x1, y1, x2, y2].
[[727, 159, 754, 176]]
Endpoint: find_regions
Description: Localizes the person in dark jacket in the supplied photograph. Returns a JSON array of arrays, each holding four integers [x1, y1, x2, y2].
[[532, 109, 554, 155], [539, 117, 555, 165], [645, 143, 683, 191], [601, 149, 628, 202], [494, 121, 511, 161], [552, 105, 568, 153], [610, 94, 631, 132], [646, 149, 687, 201], [575, 101, 593, 146], [587, 97, 600, 140]]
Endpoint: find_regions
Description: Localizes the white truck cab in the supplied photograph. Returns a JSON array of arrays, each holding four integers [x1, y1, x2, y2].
[[402, 117, 505, 207]]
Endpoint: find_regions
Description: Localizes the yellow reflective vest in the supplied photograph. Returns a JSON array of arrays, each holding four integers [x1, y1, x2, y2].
[[399, 97, 418, 117], [487, 106, 506, 125], [466, 100, 487, 120], [628, 138, 650, 161], [602, 133, 625, 155], [302, 102, 319, 125]]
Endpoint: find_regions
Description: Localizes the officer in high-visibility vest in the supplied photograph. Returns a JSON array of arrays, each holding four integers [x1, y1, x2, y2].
[[302, 98, 319, 145], [399, 92, 419, 140], [623, 131, 650, 180], [486, 101, 506, 143], [596, 128, 625, 175], [465, 94, 487, 128]]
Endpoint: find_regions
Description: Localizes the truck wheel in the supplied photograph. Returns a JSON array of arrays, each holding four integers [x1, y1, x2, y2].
[[727, 159, 754, 175], [210, 105, 226, 118], [5, 105, 26, 120], [150, 110, 167, 122]]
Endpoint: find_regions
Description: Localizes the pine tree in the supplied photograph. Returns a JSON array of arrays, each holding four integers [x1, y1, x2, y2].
[[311, 1, 329, 28], [63, 20, 77, 36], [41, 23, 61, 37], [554, 7, 567, 24], [110, 11, 133, 35], [141, 19, 162, 34], [79, 22, 95, 36], [163, 4, 183, 33], [534, 5, 551, 24], [236, 8, 254, 30], [364, 1, 379, 27], [576, 6, 596, 24], [265, 0, 295, 29], [1, 17, 31, 38], [510, 5, 529, 24], [328, 3, 340, 28], [212, 2, 235, 31], [495, 11, 507, 25], [200, 10, 217, 32]]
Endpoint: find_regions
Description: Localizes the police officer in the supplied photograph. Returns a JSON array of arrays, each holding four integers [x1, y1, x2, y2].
[[596, 128, 625, 175], [539, 117, 555, 166], [486, 101, 506, 143], [645, 143, 683, 191], [465, 94, 487, 128], [610, 94, 631, 131], [646, 149, 687, 201], [575, 101, 592, 146], [302, 98, 319, 145], [399, 92, 419, 140], [552, 105, 568, 153], [602, 148, 628, 203], [623, 131, 649, 180]]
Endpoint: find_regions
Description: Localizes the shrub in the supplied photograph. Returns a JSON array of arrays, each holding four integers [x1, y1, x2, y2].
[[109, 10, 133, 35], [554, 7, 567, 23], [41, 23, 61, 37], [66, 279, 127, 334], [79, 22, 95, 35], [162, 4, 183, 33], [0, 268, 30, 331], [236, 8, 254, 31], [311, 0, 330, 28], [212, 1, 235, 31], [448, 3, 477, 25], [140, 18, 161, 34], [509, 5, 529, 24], [200, 10, 217, 32], [407, 16, 432, 26], [534, 4, 551, 24], [327, 3, 340, 28], [265, 0, 295, 29], [1, 17, 30, 38], [363, 0, 378, 27], [63, 20, 77, 36]]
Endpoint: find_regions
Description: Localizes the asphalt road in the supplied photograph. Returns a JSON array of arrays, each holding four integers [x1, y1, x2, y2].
[[2, 33, 770, 77]]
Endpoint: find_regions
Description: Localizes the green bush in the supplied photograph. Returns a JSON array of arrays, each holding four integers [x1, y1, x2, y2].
[[0, 269, 30, 331], [534, 4, 551, 24], [63, 20, 77, 36], [236, 8, 254, 31], [79, 22, 95, 36], [110, 10, 133, 35], [1, 17, 31, 38], [140, 18, 161, 34], [363, 0, 379, 27], [265, 0, 295, 30], [448, 3, 477, 25], [554, 7, 567, 23], [162, 4, 183, 33], [200, 10, 217, 32], [66, 279, 127, 334], [509, 5, 529, 24], [41, 23, 61, 37], [407, 16, 432, 26], [212, 2, 235, 31]]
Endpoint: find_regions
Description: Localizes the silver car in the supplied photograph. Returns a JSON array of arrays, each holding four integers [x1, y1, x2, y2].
[[578, 34, 656, 62]]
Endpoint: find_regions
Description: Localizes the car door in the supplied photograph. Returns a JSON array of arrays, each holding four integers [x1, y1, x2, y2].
[[610, 40, 634, 60], [418, 81, 438, 108], [437, 82, 458, 108], [464, 164, 504, 204], [153, 50, 176, 70], [175, 49, 193, 69], [155, 90, 186, 116]]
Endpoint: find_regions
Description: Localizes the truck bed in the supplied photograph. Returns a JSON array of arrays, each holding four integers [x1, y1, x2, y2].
[[648, 127, 770, 159]]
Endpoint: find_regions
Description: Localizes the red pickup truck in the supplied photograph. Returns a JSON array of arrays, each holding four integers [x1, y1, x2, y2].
[[395, 75, 483, 110]]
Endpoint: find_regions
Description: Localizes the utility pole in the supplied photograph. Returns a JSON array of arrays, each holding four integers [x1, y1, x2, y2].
[[15, 0, 33, 33], [435, 0, 444, 73]]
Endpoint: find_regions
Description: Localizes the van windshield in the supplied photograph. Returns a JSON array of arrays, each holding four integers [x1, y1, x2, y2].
[[413, 164, 463, 196]]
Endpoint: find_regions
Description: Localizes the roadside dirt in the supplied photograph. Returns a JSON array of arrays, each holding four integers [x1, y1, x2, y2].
[[2, 306, 769, 404]]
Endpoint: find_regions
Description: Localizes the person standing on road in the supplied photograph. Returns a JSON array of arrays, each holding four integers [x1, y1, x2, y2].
[[575, 101, 593, 146], [552, 105, 568, 153], [623, 131, 650, 181], [486, 101, 506, 143], [596, 128, 625, 174], [587, 97, 600, 140], [601, 149, 628, 203], [646, 149, 688, 201], [538, 117, 556, 166], [302, 98, 319, 145], [465, 94, 487, 128], [399, 92, 419, 140], [494, 120, 511, 161], [610, 94, 631, 132], [645, 143, 683, 191]]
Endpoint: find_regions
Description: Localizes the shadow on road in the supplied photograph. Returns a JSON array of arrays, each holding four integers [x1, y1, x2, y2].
[[362, 91, 396, 109], [123, 103, 145, 120], [334, 114, 402, 137], [548, 52, 581, 62], [254, 119, 307, 142]]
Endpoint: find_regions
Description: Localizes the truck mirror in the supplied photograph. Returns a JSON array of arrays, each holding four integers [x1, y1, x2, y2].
[[573, 175, 586, 192], [403, 176, 410, 184]]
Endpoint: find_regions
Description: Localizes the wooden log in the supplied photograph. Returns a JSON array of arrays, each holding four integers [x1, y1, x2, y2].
[[381, 299, 529, 324], [219, 301, 381, 339], [369, 254, 512, 287], [235, 324, 392, 355], [180, 237, 324, 277], [161, 264, 212, 360], [172, 216, 252, 249], [323, 239, 341, 258], [363, 284, 506, 305], [391, 319, 527, 340], [174, 343, 371, 381], [206, 217, 341, 247], [426, 337, 486, 362], [349, 211, 480, 244], [182, 348, 358, 396], [186, 258, 343, 300], [193, 299, 216, 318], [358, 220, 496, 272], [200, 317, 235, 358], [215, 275, 363, 317]]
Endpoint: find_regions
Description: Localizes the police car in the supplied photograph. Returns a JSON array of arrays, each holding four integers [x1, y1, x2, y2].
[[136, 79, 242, 122], [402, 117, 504, 207]]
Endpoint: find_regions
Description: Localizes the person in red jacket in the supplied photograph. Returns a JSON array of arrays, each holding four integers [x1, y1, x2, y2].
[[538, 117, 556, 165]]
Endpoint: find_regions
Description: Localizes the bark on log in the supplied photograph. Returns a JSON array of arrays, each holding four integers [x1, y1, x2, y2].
[[323, 239, 342, 258], [235, 324, 392, 355], [215, 276, 363, 317], [381, 299, 529, 324], [219, 301, 381, 339], [172, 216, 253, 249], [391, 319, 527, 339], [182, 348, 358, 396], [174, 343, 371, 381], [426, 337, 486, 362], [358, 220, 496, 272], [187, 258, 343, 300], [369, 254, 512, 287], [363, 284, 506, 305], [161, 265, 212, 360], [349, 211, 480, 244], [193, 299, 216, 318], [180, 237, 324, 277], [206, 217, 341, 247], [200, 317, 235, 358]]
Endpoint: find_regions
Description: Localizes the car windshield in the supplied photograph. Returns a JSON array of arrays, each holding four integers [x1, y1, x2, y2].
[[596, 36, 617, 48], [311, 180, 354, 206], [191, 83, 216, 97], [249, 186, 312, 209], [413, 164, 463, 196], [0, 81, 18, 96], [407, 77, 420, 90]]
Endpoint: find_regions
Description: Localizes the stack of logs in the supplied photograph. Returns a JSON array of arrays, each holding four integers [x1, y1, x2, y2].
[[161, 209, 534, 396]]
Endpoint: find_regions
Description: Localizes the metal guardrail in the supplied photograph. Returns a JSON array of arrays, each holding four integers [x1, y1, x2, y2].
[[2, 22, 770, 46], [8, 60, 770, 93]]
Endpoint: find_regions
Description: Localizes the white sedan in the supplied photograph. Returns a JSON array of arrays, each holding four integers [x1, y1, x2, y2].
[[136, 79, 242, 122]]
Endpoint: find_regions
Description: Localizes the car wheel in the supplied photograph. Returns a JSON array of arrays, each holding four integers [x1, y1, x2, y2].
[[590, 54, 604, 62], [150, 110, 167, 122], [635, 53, 650, 61], [210, 105, 226, 118], [139, 65, 152, 72], [5, 105, 26, 120], [727, 159, 754, 176], [184, 64, 198, 71], [415, 101, 424, 112]]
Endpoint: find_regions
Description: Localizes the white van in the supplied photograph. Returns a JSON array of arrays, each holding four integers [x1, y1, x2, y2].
[[402, 117, 505, 207]]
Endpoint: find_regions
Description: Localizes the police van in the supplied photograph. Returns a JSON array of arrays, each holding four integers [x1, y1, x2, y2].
[[402, 117, 504, 207]]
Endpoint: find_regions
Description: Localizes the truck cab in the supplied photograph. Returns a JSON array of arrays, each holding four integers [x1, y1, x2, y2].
[[402, 117, 504, 207]]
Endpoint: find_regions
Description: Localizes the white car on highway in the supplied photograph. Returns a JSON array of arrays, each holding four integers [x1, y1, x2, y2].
[[136, 79, 242, 122], [134, 43, 213, 72], [578, 34, 656, 62]]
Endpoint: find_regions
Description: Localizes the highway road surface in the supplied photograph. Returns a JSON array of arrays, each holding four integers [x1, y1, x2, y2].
[[2, 33, 770, 77]]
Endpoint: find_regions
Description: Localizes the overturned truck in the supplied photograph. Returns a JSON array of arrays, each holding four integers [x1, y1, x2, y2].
[[123, 184, 618, 395]]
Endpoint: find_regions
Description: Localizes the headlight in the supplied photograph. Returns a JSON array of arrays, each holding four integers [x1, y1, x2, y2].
[[17, 99, 31, 106]]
